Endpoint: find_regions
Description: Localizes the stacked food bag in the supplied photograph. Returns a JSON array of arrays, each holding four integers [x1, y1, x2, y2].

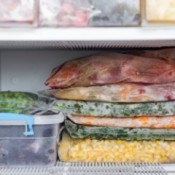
[[45, 50, 175, 163]]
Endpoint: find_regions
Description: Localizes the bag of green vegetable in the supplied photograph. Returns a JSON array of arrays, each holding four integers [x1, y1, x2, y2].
[[0, 91, 51, 114], [65, 120, 175, 140]]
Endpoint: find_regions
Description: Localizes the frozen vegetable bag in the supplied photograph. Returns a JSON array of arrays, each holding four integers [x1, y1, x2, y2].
[[65, 120, 175, 140], [52, 99, 175, 117], [0, 91, 50, 113], [67, 115, 175, 129], [59, 132, 175, 163]]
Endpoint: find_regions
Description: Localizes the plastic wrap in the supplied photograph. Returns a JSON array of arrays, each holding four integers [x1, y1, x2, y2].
[[68, 115, 175, 129], [65, 120, 175, 140], [45, 53, 175, 88], [39, 0, 140, 27], [59, 132, 175, 163], [53, 82, 175, 102], [0, 0, 37, 27], [53, 99, 175, 117]]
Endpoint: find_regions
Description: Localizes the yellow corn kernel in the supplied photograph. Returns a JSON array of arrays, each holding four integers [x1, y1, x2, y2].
[[58, 133, 175, 163]]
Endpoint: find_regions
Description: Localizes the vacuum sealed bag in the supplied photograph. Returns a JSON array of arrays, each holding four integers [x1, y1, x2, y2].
[[53, 82, 175, 102], [45, 53, 175, 88], [53, 99, 175, 117], [68, 115, 175, 129], [65, 120, 175, 140], [58, 132, 175, 163]]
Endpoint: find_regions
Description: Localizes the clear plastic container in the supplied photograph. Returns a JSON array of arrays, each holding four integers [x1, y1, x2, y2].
[[0, 111, 64, 166]]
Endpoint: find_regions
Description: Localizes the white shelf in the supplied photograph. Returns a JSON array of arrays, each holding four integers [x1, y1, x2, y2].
[[1, 27, 175, 41], [0, 162, 174, 175], [0, 27, 175, 49]]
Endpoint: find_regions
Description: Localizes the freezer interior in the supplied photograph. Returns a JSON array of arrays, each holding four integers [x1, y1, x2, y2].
[[0, 47, 175, 175]]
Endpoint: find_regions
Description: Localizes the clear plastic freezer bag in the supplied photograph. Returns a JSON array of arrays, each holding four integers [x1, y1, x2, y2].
[[45, 53, 175, 88], [58, 131, 175, 163], [0, 0, 38, 27], [52, 99, 175, 117], [52, 82, 175, 102], [39, 0, 92, 27], [68, 114, 175, 129], [65, 119, 175, 140], [89, 0, 141, 27], [39, 0, 141, 27], [0, 91, 50, 114]]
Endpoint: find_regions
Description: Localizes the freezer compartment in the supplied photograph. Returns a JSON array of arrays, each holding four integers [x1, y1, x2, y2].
[[1, 49, 175, 173]]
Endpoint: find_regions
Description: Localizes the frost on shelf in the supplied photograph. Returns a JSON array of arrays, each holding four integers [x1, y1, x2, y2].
[[146, 0, 175, 22], [39, 0, 141, 27], [0, 0, 36, 24]]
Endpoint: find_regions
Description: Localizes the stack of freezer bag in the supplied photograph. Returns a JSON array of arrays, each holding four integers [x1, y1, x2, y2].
[[45, 50, 175, 163]]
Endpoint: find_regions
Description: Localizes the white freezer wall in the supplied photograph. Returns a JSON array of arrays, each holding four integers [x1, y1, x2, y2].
[[0, 50, 102, 92]]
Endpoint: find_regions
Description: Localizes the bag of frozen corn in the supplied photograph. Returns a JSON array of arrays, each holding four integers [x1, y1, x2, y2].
[[59, 131, 175, 163]]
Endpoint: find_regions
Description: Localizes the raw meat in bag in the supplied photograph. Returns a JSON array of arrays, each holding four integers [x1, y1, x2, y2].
[[45, 53, 175, 88]]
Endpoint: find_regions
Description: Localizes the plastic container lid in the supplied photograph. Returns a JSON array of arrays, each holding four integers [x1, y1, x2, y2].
[[0, 112, 65, 125], [0, 112, 65, 136]]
